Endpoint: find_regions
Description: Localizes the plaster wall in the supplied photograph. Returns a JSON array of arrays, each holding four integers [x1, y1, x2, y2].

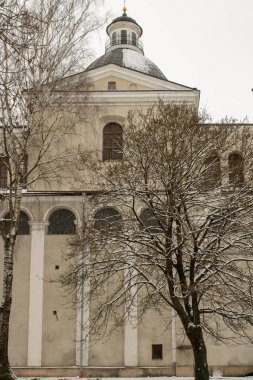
[[93, 76, 151, 91], [42, 235, 76, 366], [88, 273, 125, 366], [88, 327, 124, 366], [0, 235, 31, 366], [138, 308, 172, 366]]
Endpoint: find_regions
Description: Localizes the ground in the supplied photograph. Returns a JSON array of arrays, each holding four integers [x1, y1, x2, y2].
[[18, 377, 253, 380]]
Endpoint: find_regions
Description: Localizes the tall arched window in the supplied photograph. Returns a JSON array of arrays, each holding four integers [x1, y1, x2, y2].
[[132, 32, 137, 46], [5, 210, 30, 235], [103, 123, 123, 161], [228, 152, 244, 185], [94, 207, 122, 231], [0, 157, 7, 188], [139, 208, 166, 234], [121, 30, 127, 44], [201, 154, 221, 191], [112, 32, 117, 45], [48, 209, 76, 235]]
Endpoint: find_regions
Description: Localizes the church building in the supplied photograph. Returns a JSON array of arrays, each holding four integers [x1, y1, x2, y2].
[[1, 6, 253, 378]]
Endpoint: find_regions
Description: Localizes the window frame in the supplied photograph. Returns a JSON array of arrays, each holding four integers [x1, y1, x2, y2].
[[121, 29, 127, 44], [139, 208, 166, 234], [201, 153, 221, 191], [48, 208, 76, 235], [4, 210, 30, 235], [103, 123, 123, 161], [152, 344, 163, 360], [228, 152, 244, 186], [108, 81, 116, 91], [112, 32, 117, 46], [94, 207, 122, 231], [132, 32, 137, 46]]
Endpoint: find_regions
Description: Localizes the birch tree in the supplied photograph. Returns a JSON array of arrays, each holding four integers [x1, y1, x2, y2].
[[0, 0, 104, 377], [63, 102, 253, 380]]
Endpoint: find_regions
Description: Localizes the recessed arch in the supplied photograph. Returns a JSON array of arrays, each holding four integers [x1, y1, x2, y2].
[[0, 206, 34, 222], [201, 153, 221, 191], [47, 208, 76, 235], [139, 208, 166, 234], [103, 122, 123, 161], [43, 204, 80, 225], [3, 210, 30, 235], [94, 206, 122, 231]]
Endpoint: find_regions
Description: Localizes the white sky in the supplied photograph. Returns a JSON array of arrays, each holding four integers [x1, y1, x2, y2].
[[91, 0, 253, 122]]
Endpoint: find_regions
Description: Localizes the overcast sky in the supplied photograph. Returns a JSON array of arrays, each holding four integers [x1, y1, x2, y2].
[[91, 0, 253, 122]]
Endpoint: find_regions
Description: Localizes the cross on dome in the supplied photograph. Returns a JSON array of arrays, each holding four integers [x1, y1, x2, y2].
[[122, 0, 127, 15]]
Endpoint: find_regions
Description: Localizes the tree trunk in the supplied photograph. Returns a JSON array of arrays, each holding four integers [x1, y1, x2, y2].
[[0, 238, 16, 379], [188, 325, 209, 380]]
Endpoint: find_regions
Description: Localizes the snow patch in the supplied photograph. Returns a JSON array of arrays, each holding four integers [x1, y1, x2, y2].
[[213, 368, 223, 377], [122, 49, 155, 75]]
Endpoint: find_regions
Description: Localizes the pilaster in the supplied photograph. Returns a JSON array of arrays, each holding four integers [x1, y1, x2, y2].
[[27, 221, 48, 366]]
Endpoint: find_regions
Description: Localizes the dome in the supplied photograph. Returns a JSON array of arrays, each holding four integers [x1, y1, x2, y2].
[[85, 48, 168, 81], [106, 15, 143, 36]]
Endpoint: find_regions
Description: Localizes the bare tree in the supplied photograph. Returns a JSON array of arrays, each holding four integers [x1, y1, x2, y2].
[[0, 0, 104, 377], [63, 102, 253, 380]]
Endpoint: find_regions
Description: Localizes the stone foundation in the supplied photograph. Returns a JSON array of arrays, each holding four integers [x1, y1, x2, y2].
[[12, 365, 253, 378]]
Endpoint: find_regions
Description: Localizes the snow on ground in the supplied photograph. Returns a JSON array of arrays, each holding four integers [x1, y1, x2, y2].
[[18, 376, 253, 380]]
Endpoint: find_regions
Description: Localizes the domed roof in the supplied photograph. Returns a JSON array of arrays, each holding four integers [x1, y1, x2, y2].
[[106, 14, 142, 36], [85, 48, 168, 81]]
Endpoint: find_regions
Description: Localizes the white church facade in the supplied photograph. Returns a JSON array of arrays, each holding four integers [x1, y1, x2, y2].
[[1, 7, 253, 378]]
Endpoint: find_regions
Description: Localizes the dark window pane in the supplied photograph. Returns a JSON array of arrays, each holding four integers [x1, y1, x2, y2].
[[121, 30, 127, 44], [132, 32, 137, 46], [152, 344, 163, 360], [0, 157, 7, 188], [48, 209, 76, 235], [228, 153, 244, 185], [210, 208, 236, 234], [112, 32, 117, 45], [94, 207, 122, 231], [200, 154, 221, 191], [5, 210, 30, 235], [139, 208, 166, 233], [108, 81, 116, 91], [103, 123, 123, 161]]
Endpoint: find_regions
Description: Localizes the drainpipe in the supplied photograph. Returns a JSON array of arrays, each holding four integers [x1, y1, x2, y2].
[[79, 192, 86, 377], [171, 308, 177, 376]]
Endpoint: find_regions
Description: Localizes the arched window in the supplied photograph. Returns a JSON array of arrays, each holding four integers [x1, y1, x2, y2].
[[121, 30, 127, 44], [210, 208, 235, 235], [201, 154, 221, 191], [132, 32, 137, 46], [112, 32, 117, 46], [0, 157, 7, 188], [228, 152, 244, 185], [5, 210, 30, 235], [94, 207, 122, 231], [103, 123, 123, 161], [48, 209, 76, 235], [139, 208, 166, 234]]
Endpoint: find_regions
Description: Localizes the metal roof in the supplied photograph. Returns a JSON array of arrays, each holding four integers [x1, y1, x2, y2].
[[106, 15, 143, 36], [85, 48, 168, 81]]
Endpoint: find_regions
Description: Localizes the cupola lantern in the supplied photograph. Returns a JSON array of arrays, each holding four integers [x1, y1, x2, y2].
[[105, 6, 144, 54]]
